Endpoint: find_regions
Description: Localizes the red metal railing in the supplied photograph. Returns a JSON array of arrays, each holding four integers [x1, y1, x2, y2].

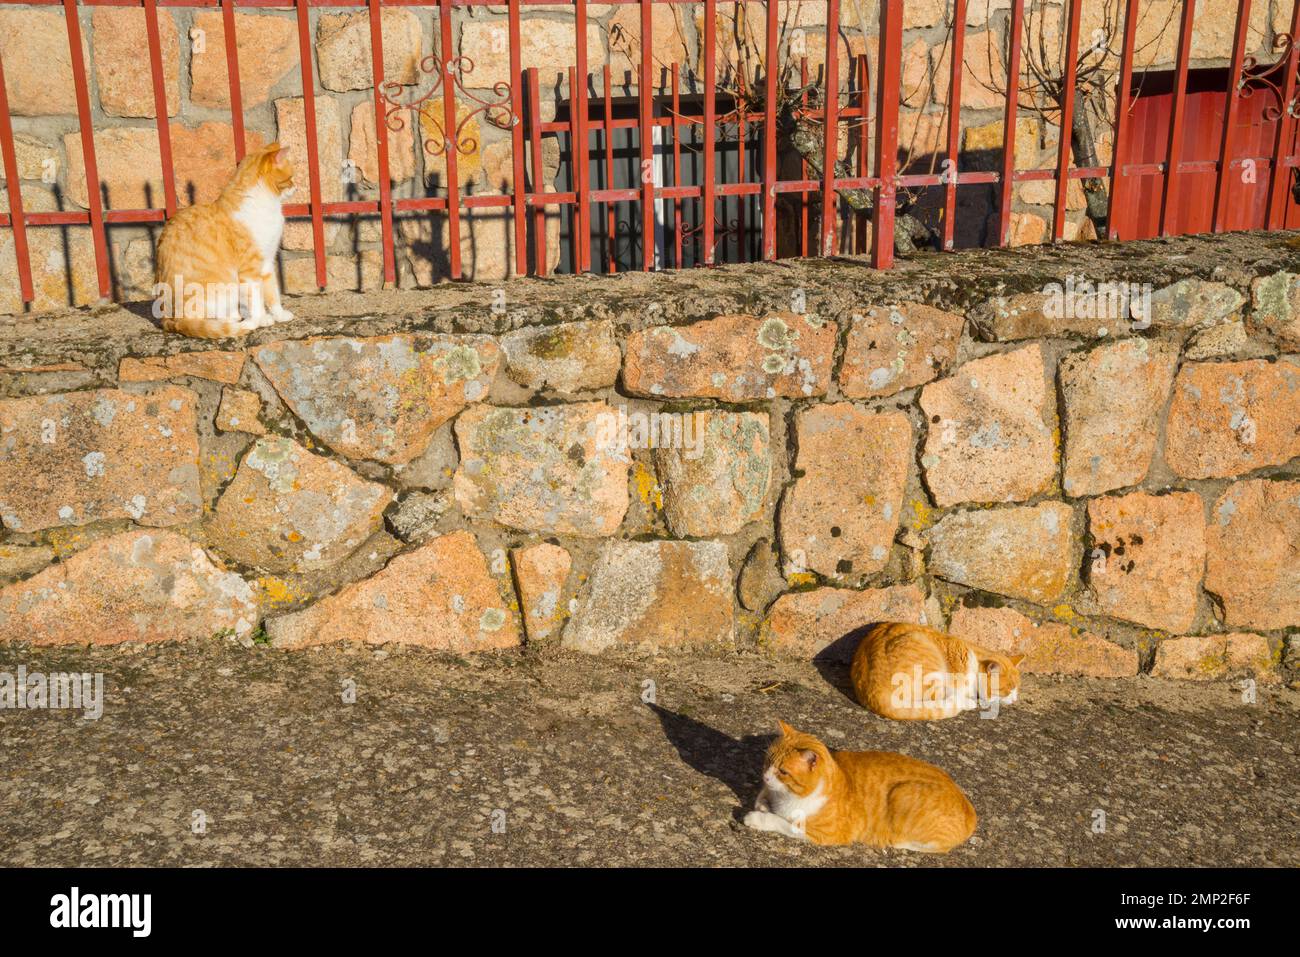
[[2, 0, 1299, 308]]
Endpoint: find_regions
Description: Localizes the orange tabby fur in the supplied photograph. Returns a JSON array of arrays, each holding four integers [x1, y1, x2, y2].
[[154, 143, 295, 339], [744, 721, 977, 851], [850, 621, 1024, 721]]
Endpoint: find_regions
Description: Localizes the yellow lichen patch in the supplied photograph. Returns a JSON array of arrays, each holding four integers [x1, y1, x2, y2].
[[786, 572, 818, 588], [1195, 650, 1230, 676], [258, 576, 310, 608], [633, 461, 663, 510], [1136, 630, 1163, 656], [908, 497, 934, 532], [47, 526, 91, 559], [1052, 603, 1076, 621]]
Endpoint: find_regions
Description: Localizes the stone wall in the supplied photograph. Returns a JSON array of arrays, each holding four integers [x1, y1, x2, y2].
[[2, 2, 1290, 310], [1, 231, 1298, 687]]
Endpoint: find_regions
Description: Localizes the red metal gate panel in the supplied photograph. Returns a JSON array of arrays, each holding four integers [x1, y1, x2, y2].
[[1116, 65, 1300, 240]]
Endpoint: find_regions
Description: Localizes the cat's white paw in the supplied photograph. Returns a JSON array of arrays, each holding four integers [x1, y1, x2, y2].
[[743, 811, 770, 831], [271, 306, 295, 323]]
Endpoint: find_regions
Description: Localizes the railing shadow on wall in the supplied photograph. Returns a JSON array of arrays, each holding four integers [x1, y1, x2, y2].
[[1, 0, 1300, 311]]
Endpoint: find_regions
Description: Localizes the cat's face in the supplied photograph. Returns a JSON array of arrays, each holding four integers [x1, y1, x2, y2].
[[257, 143, 296, 196], [763, 721, 830, 797], [981, 652, 1025, 704]]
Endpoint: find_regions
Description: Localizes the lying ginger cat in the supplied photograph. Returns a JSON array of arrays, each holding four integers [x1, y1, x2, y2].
[[744, 721, 977, 852], [851, 622, 1024, 721]]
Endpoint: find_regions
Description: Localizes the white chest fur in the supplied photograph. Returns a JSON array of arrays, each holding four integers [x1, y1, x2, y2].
[[231, 183, 285, 273], [758, 773, 828, 825]]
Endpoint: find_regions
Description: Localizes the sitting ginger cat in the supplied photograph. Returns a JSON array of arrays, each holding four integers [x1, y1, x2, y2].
[[744, 721, 977, 852], [851, 622, 1024, 721], [154, 142, 296, 338]]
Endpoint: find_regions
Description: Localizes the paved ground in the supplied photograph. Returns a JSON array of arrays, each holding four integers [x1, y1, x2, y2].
[[0, 639, 1296, 867]]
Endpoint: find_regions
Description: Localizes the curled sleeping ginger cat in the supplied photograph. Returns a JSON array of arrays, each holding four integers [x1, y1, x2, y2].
[[850, 622, 1024, 721], [154, 142, 296, 339], [744, 721, 977, 852]]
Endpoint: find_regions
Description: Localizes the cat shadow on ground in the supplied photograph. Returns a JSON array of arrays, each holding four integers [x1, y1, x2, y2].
[[812, 624, 876, 708], [647, 703, 771, 819], [122, 299, 163, 330]]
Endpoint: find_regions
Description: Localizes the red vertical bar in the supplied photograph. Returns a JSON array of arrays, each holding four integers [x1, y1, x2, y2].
[[703, 0, 717, 264], [438, 0, 461, 279], [872, 0, 901, 269], [143, 0, 177, 216], [295, 0, 327, 289], [800, 55, 810, 257], [761, 0, 778, 260], [0, 51, 33, 303], [1265, 2, 1300, 229], [942, 0, 967, 251], [366, 0, 396, 286], [568, 66, 582, 269], [854, 54, 869, 253], [737, 92, 747, 258], [638, 0, 654, 270], [997, 0, 1025, 246], [507, 0, 526, 277], [819, 0, 842, 256], [221, 0, 247, 161], [574, 0, 591, 272], [1159, 0, 1197, 237], [603, 64, 616, 273], [1052, 0, 1082, 241], [63, 0, 110, 300], [672, 64, 683, 267], [1105, 0, 1140, 241], [528, 67, 547, 276], [1212, 0, 1252, 232]]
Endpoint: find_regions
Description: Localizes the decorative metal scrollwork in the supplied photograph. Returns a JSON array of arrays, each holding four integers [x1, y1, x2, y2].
[[380, 54, 518, 160], [1239, 33, 1300, 122]]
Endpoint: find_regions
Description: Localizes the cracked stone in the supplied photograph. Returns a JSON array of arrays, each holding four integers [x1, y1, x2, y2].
[[0, 529, 257, 645], [207, 436, 393, 574], [1205, 479, 1300, 632], [1163, 358, 1300, 479], [779, 404, 911, 580], [949, 604, 1139, 677], [622, 313, 837, 401], [839, 303, 965, 399], [918, 344, 1056, 506], [927, 501, 1074, 604], [267, 530, 520, 651], [655, 410, 770, 537], [385, 491, 452, 543], [500, 319, 621, 393], [511, 542, 572, 642], [1248, 270, 1300, 349], [562, 540, 733, 653], [1152, 633, 1277, 683], [762, 584, 929, 663], [453, 402, 630, 537], [1059, 337, 1178, 497], [1084, 490, 1205, 633], [253, 334, 500, 465], [0, 386, 201, 533]]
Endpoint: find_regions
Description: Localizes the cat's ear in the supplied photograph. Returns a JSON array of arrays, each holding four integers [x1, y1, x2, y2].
[[258, 143, 283, 172], [1009, 654, 1027, 667], [777, 720, 796, 738]]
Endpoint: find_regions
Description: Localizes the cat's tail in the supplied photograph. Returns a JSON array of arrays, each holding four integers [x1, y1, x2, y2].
[[162, 315, 250, 340]]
